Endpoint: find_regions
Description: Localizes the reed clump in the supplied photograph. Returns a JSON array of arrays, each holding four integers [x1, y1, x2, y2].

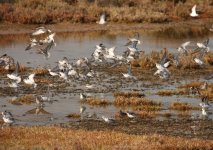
[[113, 92, 144, 98], [66, 113, 81, 118], [133, 105, 162, 111], [80, 97, 111, 106], [12, 94, 35, 104], [157, 90, 187, 96], [33, 67, 48, 75], [137, 111, 156, 118], [169, 102, 199, 111], [114, 96, 161, 107]]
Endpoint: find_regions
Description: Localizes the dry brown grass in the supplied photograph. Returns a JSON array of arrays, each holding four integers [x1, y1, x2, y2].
[[137, 111, 157, 119], [114, 96, 161, 107], [80, 97, 111, 106], [10, 94, 35, 105], [0, 0, 212, 24], [33, 67, 48, 75], [157, 90, 188, 96], [170, 102, 199, 111], [0, 126, 212, 149], [133, 105, 162, 111], [113, 91, 145, 98]]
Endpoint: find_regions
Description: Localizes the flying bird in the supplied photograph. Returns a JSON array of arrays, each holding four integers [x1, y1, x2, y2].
[[97, 13, 106, 25], [190, 5, 198, 17]]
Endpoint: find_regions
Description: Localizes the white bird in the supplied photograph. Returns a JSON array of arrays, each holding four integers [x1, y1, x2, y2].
[[2, 111, 15, 124], [48, 69, 58, 76], [102, 116, 114, 123], [154, 63, 170, 79], [25, 39, 41, 51], [32, 26, 52, 36], [104, 47, 116, 59], [197, 39, 210, 52], [80, 106, 86, 114], [190, 5, 198, 17], [59, 71, 68, 81], [23, 73, 37, 88], [177, 41, 190, 54], [126, 111, 136, 118], [199, 97, 211, 110], [40, 86, 51, 102], [97, 13, 106, 25], [8, 82, 19, 88], [7, 61, 21, 83], [200, 81, 208, 90], [125, 33, 141, 46], [201, 107, 208, 116], [80, 93, 87, 100], [194, 58, 204, 65], [122, 64, 137, 80]]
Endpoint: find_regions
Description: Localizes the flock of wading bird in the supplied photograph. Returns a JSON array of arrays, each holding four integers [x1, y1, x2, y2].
[[1, 4, 213, 125]]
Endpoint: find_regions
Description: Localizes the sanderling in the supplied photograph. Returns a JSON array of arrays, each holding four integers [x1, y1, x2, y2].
[[2, 110, 15, 124], [102, 116, 114, 123], [199, 96, 211, 110], [32, 26, 52, 36], [126, 111, 136, 118], [201, 107, 208, 116], [122, 64, 137, 80], [23, 73, 37, 88], [25, 39, 41, 51], [7, 61, 21, 84], [177, 41, 190, 55], [59, 70, 68, 81], [80, 93, 87, 100], [80, 106, 86, 114]]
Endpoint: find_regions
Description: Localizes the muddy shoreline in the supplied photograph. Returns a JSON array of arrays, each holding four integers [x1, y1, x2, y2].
[[0, 19, 212, 35]]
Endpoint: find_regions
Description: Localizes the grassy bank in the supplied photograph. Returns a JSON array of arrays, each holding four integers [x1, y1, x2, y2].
[[0, 0, 213, 24], [0, 126, 213, 149]]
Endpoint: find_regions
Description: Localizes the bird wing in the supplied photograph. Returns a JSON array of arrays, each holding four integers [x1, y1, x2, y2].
[[192, 5, 197, 14], [13, 61, 20, 75], [107, 47, 116, 56], [29, 74, 35, 80], [182, 41, 190, 48], [48, 33, 56, 41], [32, 28, 46, 36], [163, 61, 170, 68], [100, 13, 106, 22], [159, 51, 167, 65], [203, 38, 209, 47], [156, 63, 164, 71]]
